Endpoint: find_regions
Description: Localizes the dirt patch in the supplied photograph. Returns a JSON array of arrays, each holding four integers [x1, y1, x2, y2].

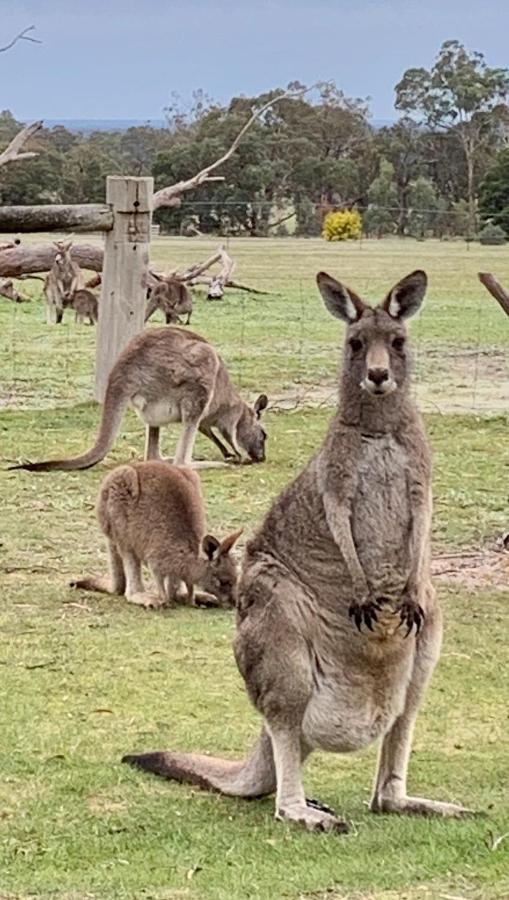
[[433, 545, 509, 591]]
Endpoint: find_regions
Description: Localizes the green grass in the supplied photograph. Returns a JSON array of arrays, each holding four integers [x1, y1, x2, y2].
[[0, 238, 508, 899], [1, 236, 509, 411]]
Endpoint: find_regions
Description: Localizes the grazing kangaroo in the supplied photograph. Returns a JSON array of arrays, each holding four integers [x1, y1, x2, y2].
[[71, 461, 241, 609], [43, 240, 84, 324], [146, 278, 193, 326], [13, 327, 268, 472], [71, 288, 98, 325], [123, 270, 473, 832]]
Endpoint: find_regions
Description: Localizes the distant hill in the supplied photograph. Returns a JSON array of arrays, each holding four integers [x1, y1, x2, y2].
[[23, 117, 395, 133], [31, 118, 167, 133]]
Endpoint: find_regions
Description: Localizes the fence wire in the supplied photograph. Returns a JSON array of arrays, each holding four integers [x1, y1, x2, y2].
[[0, 237, 508, 434]]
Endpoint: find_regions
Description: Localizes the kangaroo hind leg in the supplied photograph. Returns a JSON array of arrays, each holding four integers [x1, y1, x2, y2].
[[370, 602, 474, 818], [71, 540, 126, 595]]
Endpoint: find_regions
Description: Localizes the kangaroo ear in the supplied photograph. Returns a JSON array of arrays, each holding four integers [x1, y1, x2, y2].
[[254, 394, 268, 418], [316, 272, 366, 323], [219, 528, 243, 556], [202, 534, 220, 561], [381, 270, 427, 320]]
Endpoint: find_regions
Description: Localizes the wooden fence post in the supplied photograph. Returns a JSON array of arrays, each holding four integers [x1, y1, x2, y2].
[[95, 176, 153, 402]]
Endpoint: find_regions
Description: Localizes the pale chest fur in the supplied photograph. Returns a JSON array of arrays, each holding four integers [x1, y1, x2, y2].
[[351, 433, 412, 599]]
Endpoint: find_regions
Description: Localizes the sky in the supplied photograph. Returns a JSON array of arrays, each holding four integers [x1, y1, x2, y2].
[[1, 0, 508, 123]]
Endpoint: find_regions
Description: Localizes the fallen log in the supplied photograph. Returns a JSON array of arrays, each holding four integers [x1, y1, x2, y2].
[[0, 242, 103, 278]]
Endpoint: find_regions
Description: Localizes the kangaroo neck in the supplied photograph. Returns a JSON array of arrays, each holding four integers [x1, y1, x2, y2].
[[338, 378, 414, 435]]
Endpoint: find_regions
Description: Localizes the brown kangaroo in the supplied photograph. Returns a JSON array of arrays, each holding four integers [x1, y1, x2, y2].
[[71, 288, 98, 325], [145, 278, 193, 326], [43, 240, 84, 324], [71, 460, 241, 609], [123, 270, 473, 831], [12, 327, 268, 472]]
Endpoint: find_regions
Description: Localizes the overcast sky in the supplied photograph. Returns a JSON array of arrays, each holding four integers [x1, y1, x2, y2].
[[1, 0, 507, 122]]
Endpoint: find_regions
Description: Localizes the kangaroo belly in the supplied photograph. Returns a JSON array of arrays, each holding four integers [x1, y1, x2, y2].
[[131, 394, 182, 427], [352, 434, 412, 598], [302, 651, 413, 752]]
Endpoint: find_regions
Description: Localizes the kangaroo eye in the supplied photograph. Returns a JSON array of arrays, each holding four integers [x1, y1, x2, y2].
[[349, 338, 363, 353], [392, 337, 405, 351]]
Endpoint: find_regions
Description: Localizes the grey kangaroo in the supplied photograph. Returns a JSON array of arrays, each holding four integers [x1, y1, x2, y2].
[[43, 240, 84, 324], [145, 278, 193, 326], [71, 460, 241, 609], [123, 270, 473, 832], [13, 327, 268, 472]]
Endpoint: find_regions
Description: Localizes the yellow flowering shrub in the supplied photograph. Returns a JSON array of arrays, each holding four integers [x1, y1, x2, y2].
[[322, 209, 362, 241]]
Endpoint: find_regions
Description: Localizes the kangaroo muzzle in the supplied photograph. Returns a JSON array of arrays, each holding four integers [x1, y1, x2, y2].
[[362, 343, 396, 396]]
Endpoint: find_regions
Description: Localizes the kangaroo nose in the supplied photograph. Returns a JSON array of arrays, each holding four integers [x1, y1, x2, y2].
[[368, 367, 389, 386]]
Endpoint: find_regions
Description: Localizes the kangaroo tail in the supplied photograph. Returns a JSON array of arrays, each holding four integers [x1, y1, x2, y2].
[[10, 378, 129, 472], [122, 727, 275, 798]]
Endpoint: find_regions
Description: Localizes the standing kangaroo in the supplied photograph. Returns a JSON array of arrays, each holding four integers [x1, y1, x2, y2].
[[43, 240, 84, 324], [71, 461, 242, 609], [13, 327, 268, 472], [145, 278, 193, 326], [123, 271, 472, 832]]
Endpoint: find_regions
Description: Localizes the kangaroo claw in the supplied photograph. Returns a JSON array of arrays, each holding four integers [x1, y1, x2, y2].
[[396, 600, 425, 637], [348, 600, 381, 633]]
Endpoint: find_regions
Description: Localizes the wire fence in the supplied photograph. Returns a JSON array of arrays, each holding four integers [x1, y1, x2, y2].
[[0, 231, 508, 425]]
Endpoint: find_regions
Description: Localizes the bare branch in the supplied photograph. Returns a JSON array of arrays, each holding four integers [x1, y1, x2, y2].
[[173, 249, 222, 281], [207, 246, 235, 299], [0, 278, 29, 303], [0, 26, 41, 54], [153, 85, 315, 210], [0, 120, 43, 169], [478, 272, 509, 318]]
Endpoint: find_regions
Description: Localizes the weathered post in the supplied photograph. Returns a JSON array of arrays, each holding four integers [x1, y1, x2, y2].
[[95, 176, 153, 402]]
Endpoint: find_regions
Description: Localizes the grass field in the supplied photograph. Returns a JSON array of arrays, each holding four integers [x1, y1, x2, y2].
[[0, 238, 508, 900]]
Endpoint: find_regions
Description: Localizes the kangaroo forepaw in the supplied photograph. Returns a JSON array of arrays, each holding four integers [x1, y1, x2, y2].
[[276, 802, 349, 833], [348, 599, 381, 633], [396, 599, 425, 637]]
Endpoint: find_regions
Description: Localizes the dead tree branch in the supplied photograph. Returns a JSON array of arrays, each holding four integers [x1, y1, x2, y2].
[[170, 244, 268, 297], [0, 26, 41, 54], [478, 272, 509, 318], [0, 278, 29, 303], [207, 246, 235, 299], [173, 249, 222, 281], [0, 120, 43, 169], [152, 85, 314, 210]]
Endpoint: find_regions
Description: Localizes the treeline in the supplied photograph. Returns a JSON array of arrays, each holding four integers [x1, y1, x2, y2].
[[1, 41, 509, 240]]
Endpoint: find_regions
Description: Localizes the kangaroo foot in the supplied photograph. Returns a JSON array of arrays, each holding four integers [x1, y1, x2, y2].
[[276, 802, 349, 833], [306, 797, 338, 816], [126, 592, 166, 610], [371, 795, 476, 818]]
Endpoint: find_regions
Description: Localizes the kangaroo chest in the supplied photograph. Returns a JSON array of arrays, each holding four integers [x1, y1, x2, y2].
[[350, 433, 412, 597]]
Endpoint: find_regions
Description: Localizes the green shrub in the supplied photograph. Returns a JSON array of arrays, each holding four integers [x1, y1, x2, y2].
[[479, 222, 507, 245]]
